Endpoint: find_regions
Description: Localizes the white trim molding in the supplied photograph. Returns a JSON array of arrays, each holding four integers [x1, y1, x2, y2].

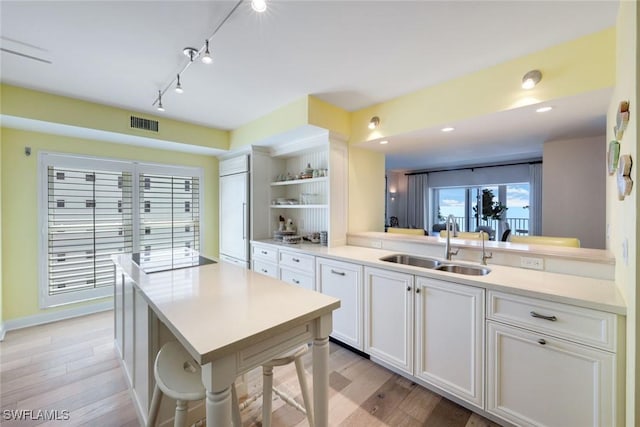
[[1, 300, 113, 338]]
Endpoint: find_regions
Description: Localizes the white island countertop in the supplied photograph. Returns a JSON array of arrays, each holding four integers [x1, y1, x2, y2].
[[253, 241, 626, 315], [113, 253, 340, 365]]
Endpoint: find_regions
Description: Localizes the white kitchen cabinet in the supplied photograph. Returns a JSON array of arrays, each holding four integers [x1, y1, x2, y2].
[[251, 242, 278, 278], [114, 269, 124, 357], [278, 249, 315, 290], [316, 257, 364, 350], [487, 321, 616, 427], [122, 273, 135, 383], [364, 266, 414, 374], [414, 276, 484, 408]]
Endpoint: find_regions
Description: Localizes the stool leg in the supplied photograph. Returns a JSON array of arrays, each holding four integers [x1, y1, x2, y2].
[[295, 357, 314, 427], [147, 384, 162, 427], [231, 383, 242, 427], [262, 365, 274, 427], [174, 399, 188, 427]]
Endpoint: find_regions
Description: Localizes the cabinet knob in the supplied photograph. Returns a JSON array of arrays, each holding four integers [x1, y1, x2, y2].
[[530, 311, 557, 322], [538, 339, 547, 345], [416, 288, 420, 293], [407, 286, 412, 292]]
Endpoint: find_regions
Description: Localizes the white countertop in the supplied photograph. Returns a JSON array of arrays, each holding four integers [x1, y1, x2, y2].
[[254, 241, 626, 315], [113, 254, 340, 364]]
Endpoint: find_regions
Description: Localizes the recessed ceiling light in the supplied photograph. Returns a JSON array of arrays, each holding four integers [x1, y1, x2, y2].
[[379, 140, 389, 145], [441, 127, 455, 132], [536, 106, 553, 113]]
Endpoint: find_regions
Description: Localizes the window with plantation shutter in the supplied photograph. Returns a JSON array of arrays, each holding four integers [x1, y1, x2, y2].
[[39, 153, 203, 308], [138, 173, 200, 254]]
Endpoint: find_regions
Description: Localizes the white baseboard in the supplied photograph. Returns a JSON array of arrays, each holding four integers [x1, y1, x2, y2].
[[1, 301, 113, 338]]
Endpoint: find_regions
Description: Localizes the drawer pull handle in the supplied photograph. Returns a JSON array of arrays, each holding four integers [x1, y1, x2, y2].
[[416, 288, 420, 293], [538, 339, 547, 345], [261, 250, 268, 255], [331, 269, 345, 276], [407, 286, 411, 292], [292, 258, 300, 263], [261, 269, 268, 273], [530, 311, 557, 322], [293, 279, 300, 284]]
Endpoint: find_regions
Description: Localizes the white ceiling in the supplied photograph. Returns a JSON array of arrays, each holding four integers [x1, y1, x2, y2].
[[0, 1, 619, 170]]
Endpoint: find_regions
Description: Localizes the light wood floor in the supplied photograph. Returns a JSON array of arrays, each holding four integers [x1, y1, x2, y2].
[[0, 311, 501, 427]]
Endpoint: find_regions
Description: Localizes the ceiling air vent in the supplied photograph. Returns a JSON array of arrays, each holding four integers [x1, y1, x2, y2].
[[130, 116, 159, 132]]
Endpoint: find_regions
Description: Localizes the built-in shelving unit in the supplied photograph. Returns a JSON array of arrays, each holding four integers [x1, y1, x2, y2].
[[269, 204, 328, 209], [270, 177, 328, 186]]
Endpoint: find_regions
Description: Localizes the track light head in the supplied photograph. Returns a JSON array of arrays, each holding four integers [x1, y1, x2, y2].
[[157, 90, 165, 112], [251, 0, 267, 12], [175, 74, 184, 94], [201, 40, 213, 64], [368, 116, 380, 130]]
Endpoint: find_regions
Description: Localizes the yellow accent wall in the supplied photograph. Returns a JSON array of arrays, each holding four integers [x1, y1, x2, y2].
[[308, 96, 351, 139], [0, 85, 229, 150], [229, 97, 309, 150], [606, 2, 638, 425], [350, 27, 616, 144], [348, 146, 385, 233], [1, 127, 219, 321]]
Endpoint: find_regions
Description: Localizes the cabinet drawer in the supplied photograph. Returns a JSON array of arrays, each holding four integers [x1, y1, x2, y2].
[[251, 243, 278, 263], [487, 291, 618, 351], [252, 260, 278, 278], [280, 267, 314, 291], [279, 250, 315, 273]]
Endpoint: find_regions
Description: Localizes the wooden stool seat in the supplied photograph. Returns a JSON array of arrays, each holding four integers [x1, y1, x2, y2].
[[147, 341, 205, 427]]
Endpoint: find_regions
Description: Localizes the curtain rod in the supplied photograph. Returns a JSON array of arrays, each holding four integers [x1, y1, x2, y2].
[[404, 159, 542, 176]]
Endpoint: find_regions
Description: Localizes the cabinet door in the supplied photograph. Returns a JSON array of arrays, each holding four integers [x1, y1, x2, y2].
[[364, 267, 413, 374], [487, 321, 616, 427], [219, 173, 248, 261], [122, 275, 135, 384], [415, 277, 484, 408], [316, 258, 363, 350], [114, 270, 124, 357]]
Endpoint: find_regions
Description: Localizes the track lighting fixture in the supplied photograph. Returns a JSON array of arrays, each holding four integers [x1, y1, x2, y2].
[[368, 116, 380, 130], [175, 74, 183, 94], [521, 69, 542, 90], [157, 91, 164, 112], [251, 0, 267, 12], [201, 40, 213, 64], [152, 0, 269, 111]]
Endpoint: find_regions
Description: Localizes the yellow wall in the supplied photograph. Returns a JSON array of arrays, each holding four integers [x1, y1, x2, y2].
[[0, 85, 229, 150], [1, 128, 219, 321], [348, 146, 385, 233], [350, 28, 615, 144], [0, 130, 3, 331], [606, 2, 638, 425], [307, 96, 351, 139]]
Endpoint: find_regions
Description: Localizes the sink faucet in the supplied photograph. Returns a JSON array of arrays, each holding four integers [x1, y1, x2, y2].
[[481, 231, 493, 265], [444, 214, 459, 260]]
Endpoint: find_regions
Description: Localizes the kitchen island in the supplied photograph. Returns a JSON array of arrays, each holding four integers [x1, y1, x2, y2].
[[112, 253, 340, 427]]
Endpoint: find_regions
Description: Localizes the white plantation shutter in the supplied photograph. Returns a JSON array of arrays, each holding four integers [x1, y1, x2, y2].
[[138, 173, 200, 254], [39, 153, 203, 308]]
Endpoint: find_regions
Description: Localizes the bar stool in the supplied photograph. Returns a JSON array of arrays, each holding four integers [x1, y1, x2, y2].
[[147, 341, 207, 427], [261, 344, 314, 427]]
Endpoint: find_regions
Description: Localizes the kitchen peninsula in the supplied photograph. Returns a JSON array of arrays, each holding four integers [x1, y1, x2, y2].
[[112, 253, 339, 427]]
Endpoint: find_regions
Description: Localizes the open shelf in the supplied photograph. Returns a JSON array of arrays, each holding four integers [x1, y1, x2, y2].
[[270, 177, 327, 186], [270, 204, 328, 209]]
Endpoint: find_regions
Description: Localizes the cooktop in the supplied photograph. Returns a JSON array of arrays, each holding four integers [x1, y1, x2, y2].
[[131, 249, 216, 274]]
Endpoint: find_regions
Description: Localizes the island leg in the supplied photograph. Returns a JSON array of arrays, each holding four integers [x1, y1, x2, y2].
[[312, 313, 333, 427], [201, 357, 237, 427]]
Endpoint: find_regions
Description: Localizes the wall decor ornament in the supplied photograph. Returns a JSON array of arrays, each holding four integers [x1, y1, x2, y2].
[[616, 154, 633, 200], [614, 100, 630, 140]]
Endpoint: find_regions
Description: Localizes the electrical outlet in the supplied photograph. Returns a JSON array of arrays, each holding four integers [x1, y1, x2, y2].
[[520, 256, 544, 270], [371, 240, 382, 249]]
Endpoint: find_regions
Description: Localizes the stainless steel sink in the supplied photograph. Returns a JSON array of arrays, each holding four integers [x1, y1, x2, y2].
[[379, 254, 442, 269], [436, 264, 491, 276], [379, 254, 491, 276]]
